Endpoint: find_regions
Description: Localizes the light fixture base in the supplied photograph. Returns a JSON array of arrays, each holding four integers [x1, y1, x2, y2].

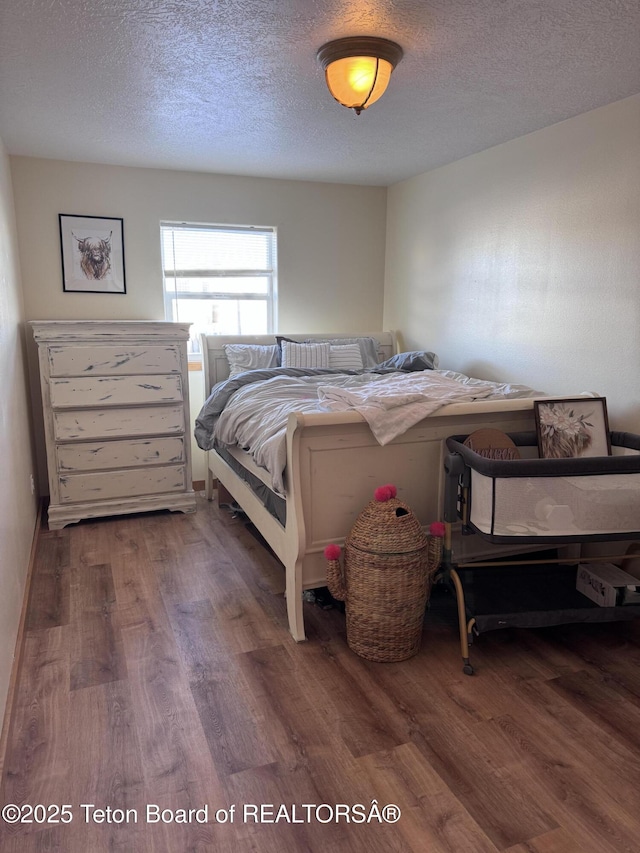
[[317, 37, 404, 71]]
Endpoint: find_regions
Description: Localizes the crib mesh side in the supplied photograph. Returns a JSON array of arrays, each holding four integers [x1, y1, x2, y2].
[[469, 471, 640, 538]]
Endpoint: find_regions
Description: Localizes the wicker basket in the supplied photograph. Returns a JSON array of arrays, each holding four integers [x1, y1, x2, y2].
[[326, 487, 442, 662]]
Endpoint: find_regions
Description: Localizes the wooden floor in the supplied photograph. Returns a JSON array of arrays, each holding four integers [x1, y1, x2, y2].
[[2, 495, 640, 852]]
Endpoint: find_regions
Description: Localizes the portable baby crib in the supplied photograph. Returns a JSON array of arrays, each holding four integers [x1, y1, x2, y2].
[[442, 430, 640, 674]]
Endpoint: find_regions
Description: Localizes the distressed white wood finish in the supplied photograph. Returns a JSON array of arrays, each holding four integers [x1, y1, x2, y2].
[[48, 344, 182, 376], [31, 320, 196, 529], [32, 320, 192, 342], [201, 330, 592, 642], [59, 465, 187, 503], [44, 492, 198, 530], [53, 405, 186, 441], [58, 436, 185, 472], [50, 374, 183, 408]]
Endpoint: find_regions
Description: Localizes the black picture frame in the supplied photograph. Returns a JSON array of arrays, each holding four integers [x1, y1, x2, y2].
[[534, 397, 611, 459], [59, 214, 126, 293]]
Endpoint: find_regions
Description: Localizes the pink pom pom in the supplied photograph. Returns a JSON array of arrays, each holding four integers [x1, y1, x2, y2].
[[429, 521, 446, 538], [383, 484, 397, 498], [374, 485, 393, 502], [324, 544, 341, 561]]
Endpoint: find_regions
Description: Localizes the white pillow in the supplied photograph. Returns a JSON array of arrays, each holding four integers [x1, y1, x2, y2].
[[224, 343, 280, 378], [329, 343, 364, 370], [281, 341, 330, 369]]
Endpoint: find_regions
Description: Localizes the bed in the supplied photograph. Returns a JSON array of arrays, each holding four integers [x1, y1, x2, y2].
[[196, 330, 591, 642]]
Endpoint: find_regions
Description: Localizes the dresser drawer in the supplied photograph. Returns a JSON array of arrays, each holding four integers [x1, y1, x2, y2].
[[54, 405, 186, 441], [50, 374, 183, 408], [48, 344, 182, 377], [58, 465, 187, 504], [57, 436, 186, 472]]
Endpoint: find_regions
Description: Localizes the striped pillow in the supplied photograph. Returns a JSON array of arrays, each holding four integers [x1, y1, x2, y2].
[[329, 343, 363, 370], [281, 341, 330, 369]]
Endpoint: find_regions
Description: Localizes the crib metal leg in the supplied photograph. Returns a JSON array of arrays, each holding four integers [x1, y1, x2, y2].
[[450, 567, 475, 675]]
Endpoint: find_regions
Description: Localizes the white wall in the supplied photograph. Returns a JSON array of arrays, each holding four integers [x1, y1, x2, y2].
[[384, 94, 640, 432], [12, 158, 387, 329], [0, 137, 38, 733], [10, 157, 387, 482]]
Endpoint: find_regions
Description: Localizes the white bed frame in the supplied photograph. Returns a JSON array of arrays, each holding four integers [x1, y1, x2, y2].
[[200, 331, 566, 642]]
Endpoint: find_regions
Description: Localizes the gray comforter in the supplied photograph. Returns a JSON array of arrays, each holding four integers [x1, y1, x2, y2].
[[195, 367, 539, 494]]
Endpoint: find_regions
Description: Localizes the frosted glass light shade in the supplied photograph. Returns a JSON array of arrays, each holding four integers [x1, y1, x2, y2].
[[325, 56, 393, 111], [317, 37, 403, 114]]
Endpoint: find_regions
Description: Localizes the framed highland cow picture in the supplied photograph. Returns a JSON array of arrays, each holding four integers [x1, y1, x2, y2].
[[59, 214, 126, 293], [535, 397, 611, 459]]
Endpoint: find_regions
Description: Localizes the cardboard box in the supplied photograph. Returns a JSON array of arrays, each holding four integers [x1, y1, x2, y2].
[[576, 562, 640, 607]]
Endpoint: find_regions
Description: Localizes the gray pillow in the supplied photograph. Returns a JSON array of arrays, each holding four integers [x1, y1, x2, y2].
[[376, 350, 439, 371], [224, 343, 280, 377]]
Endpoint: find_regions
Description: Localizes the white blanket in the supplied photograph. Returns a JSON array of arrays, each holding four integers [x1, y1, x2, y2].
[[210, 369, 540, 494], [317, 372, 496, 444]]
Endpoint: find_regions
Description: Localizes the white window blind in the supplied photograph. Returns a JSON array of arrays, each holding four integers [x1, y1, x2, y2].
[[161, 222, 277, 353]]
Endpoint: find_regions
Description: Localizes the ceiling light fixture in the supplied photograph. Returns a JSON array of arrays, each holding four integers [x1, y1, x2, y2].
[[317, 36, 404, 115]]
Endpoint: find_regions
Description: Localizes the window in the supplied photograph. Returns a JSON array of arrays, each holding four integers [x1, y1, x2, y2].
[[161, 222, 277, 354]]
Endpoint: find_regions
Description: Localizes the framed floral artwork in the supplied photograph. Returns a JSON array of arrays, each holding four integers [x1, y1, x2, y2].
[[59, 213, 126, 293], [534, 397, 611, 459]]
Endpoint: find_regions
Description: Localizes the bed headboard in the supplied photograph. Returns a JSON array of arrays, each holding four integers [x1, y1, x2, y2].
[[200, 331, 400, 395]]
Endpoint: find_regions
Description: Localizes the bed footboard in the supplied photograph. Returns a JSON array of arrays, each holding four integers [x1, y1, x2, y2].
[[209, 396, 575, 642], [283, 399, 549, 639]]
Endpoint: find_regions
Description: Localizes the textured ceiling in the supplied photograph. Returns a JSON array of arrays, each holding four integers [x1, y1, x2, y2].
[[1, 0, 639, 186]]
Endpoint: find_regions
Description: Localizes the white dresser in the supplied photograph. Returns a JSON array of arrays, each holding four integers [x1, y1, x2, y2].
[[30, 320, 197, 529]]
